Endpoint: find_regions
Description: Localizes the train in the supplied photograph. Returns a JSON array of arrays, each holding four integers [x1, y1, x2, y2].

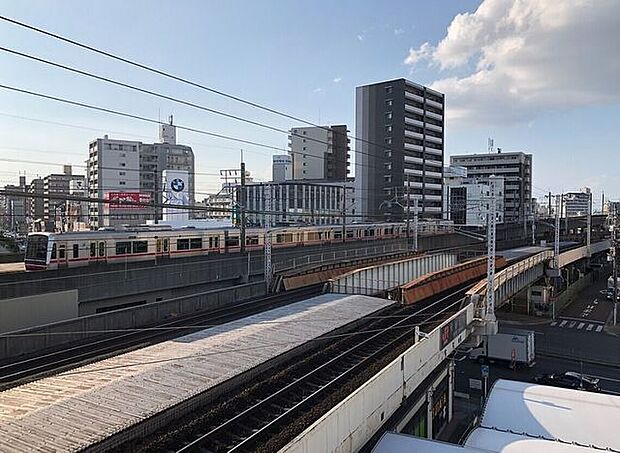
[[24, 221, 454, 271]]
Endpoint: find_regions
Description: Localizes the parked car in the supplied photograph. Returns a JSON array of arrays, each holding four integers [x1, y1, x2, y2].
[[533, 371, 600, 392]]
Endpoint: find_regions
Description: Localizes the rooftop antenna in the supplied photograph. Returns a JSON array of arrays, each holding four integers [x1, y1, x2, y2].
[[169, 114, 174, 125], [487, 137, 494, 153]]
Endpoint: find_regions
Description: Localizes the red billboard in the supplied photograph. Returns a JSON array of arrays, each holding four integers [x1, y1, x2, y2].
[[107, 192, 151, 210]]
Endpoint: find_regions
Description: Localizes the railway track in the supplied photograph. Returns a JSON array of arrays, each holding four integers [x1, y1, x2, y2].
[[0, 284, 322, 390], [129, 285, 469, 453]]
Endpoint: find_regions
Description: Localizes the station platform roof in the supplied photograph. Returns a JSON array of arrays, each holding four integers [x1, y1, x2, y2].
[[0, 293, 393, 452]]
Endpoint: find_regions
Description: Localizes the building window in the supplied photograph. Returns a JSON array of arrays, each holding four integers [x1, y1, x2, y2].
[[384, 175, 392, 183], [386, 99, 393, 107], [385, 86, 393, 94], [385, 125, 393, 133], [385, 163, 392, 170], [385, 137, 392, 145], [384, 150, 392, 158], [385, 112, 393, 121]]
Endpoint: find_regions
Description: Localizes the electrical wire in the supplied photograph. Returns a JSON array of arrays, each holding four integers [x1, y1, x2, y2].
[[0, 15, 444, 161]]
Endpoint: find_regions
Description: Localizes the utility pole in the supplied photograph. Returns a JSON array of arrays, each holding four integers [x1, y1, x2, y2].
[[586, 191, 592, 256], [485, 176, 498, 329], [264, 184, 272, 292], [240, 150, 246, 253], [406, 175, 411, 243], [341, 184, 346, 244], [554, 194, 560, 270], [548, 191, 552, 219], [611, 206, 618, 326], [413, 198, 419, 252], [531, 213, 536, 246]]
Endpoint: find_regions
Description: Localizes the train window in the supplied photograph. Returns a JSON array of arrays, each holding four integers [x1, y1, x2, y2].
[[177, 239, 190, 250], [346, 230, 354, 238], [246, 236, 259, 245], [98, 242, 105, 257], [334, 231, 343, 239], [156, 239, 162, 253], [73, 244, 79, 258], [51, 243, 57, 259], [190, 238, 202, 249], [132, 241, 148, 253], [90, 242, 96, 257], [214, 237, 219, 248], [58, 245, 66, 259], [163, 239, 169, 252], [226, 236, 240, 247], [116, 242, 132, 255]]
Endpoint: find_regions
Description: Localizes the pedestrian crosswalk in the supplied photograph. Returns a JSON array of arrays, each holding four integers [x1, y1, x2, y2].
[[550, 319, 604, 333]]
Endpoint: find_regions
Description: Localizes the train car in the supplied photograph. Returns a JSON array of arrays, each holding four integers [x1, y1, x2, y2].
[[24, 220, 455, 271]]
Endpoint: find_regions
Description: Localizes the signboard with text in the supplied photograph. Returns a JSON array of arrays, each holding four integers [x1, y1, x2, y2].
[[107, 192, 151, 210]]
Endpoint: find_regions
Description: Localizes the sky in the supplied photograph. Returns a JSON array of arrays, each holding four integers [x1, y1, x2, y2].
[[0, 0, 619, 206]]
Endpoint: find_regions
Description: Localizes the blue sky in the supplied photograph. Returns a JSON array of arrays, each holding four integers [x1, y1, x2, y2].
[[0, 0, 619, 205]]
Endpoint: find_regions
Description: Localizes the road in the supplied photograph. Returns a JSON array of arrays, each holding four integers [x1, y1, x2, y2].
[[456, 277, 620, 401]]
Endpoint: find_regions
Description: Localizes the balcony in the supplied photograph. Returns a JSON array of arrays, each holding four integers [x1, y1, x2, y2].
[[425, 194, 442, 201], [425, 135, 443, 144], [425, 159, 443, 167], [425, 183, 442, 190], [425, 110, 443, 121], [404, 168, 423, 176], [406, 181, 424, 189], [425, 122, 443, 133], [405, 92, 425, 103], [405, 117, 424, 127], [405, 130, 424, 140], [424, 147, 443, 156], [425, 98, 443, 109], [404, 156, 424, 165], [405, 105, 424, 115], [405, 143, 423, 152], [425, 170, 442, 179]]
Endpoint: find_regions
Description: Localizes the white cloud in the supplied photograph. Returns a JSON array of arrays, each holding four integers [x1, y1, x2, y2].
[[357, 34, 364, 42], [312, 87, 323, 93], [404, 0, 620, 124], [333, 77, 342, 83], [394, 28, 405, 35]]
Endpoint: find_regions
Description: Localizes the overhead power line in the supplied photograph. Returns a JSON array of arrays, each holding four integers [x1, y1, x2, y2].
[[0, 45, 442, 173], [0, 14, 413, 157]]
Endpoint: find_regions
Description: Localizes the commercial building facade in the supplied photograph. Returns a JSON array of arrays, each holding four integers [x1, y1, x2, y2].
[[355, 78, 444, 221], [238, 181, 348, 227], [450, 151, 532, 223], [272, 154, 292, 182], [289, 125, 350, 181], [562, 188, 591, 217]]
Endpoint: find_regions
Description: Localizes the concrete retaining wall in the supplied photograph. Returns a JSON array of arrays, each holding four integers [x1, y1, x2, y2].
[[0, 281, 265, 361], [0, 290, 78, 333]]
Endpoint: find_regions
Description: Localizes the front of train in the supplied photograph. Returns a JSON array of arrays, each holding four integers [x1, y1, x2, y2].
[[24, 232, 51, 270]]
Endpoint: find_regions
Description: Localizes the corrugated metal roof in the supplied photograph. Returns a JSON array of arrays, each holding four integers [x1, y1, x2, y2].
[[0, 293, 392, 452]]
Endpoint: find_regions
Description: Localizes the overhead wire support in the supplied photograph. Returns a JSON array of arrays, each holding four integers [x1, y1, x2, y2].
[[484, 175, 498, 333]]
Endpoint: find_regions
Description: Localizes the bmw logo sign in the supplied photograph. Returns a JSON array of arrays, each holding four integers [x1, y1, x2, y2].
[[171, 178, 185, 192]]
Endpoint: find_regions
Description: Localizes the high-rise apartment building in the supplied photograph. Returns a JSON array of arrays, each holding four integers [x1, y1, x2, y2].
[[88, 136, 142, 228], [355, 79, 444, 221], [28, 178, 44, 222], [43, 166, 85, 231], [450, 151, 532, 223], [289, 125, 350, 181], [88, 123, 194, 229]]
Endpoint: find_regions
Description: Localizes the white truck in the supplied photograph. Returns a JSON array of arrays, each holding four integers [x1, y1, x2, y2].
[[469, 329, 535, 367]]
